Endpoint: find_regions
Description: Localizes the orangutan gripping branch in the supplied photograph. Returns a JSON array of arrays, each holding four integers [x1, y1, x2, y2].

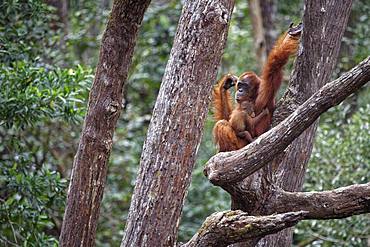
[[213, 23, 302, 152]]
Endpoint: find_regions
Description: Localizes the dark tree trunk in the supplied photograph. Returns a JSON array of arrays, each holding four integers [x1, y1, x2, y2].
[[45, 0, 68, 32], [120, 0, 235, 246], [248, 0, 266, 72], [59, 1, 151, 246]]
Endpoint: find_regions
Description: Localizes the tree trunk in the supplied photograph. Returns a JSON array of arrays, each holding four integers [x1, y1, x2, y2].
[[45, 0, 68, 32], [259, 0, 276, 54], [247, 0, 277, 72], [248, 0, 266, 72], [59, 1, 151, 246], [120, 1, 235, 246]]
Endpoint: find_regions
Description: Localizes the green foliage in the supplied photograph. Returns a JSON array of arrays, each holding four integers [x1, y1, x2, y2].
[[66, 1, 110, 67], [0, 61, 92, 129], [0, 0, 92, 245], [0, 0, 59, 64], [222, 1, 255, 74], [0, 162, 66, 246], [0, 61, 91, 246]]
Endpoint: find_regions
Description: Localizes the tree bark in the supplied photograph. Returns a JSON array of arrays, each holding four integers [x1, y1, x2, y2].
[[259, 0, 276, 54], [120, 1, 235, 246], [183, 211, 307, 247], [183, 182, 370, 247], [59, 1, 151, 246]]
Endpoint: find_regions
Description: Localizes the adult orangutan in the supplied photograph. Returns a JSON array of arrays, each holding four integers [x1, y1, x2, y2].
[[213, 23, 302, 152]]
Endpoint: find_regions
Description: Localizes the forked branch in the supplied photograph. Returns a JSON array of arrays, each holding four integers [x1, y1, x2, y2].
[[183, 183, 370, 247], [204, 56, 370, 185], [182, 211, 307, 247]]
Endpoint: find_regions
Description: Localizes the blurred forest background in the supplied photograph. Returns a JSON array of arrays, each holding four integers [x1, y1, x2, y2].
[[0, 0, 369, 246]]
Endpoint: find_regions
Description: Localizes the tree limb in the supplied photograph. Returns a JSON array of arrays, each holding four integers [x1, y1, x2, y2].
[[269, 182, 370, 219], [204, 56, 370, 185], [184, 183, 370, 247], [182, 211, 308, 247]]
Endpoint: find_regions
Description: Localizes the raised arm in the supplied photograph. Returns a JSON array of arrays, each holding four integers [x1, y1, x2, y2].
[[213, 74, 238, 121], [255, 23, 302, 113]]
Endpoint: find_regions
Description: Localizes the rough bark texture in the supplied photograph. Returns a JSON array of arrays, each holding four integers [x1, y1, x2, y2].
[[204, 56, 370, 184], [120, 1, 235, 246], [59, 1, 151, 246], [183, 183, 370, 246], [183, 211, 307, 247]]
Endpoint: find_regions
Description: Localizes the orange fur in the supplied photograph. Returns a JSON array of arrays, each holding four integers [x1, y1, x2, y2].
[[213, 120, 246, 152], [212, 25, 301, 152], [255, 32, 300, 113], [212, 74, 235, 122]]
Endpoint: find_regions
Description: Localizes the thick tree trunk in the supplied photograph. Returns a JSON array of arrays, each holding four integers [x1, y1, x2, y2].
[[120, 1, 235, 246], [59, 1, 151, 246]]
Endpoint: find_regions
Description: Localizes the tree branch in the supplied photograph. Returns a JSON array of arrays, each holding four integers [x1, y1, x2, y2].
[[182, 211, 308, 247], [269, 182, 370, 219], [184, 183, 370, 247], [204, 56, 370, 185]]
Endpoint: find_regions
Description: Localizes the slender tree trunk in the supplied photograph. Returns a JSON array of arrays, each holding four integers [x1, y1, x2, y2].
[[121, 1, 235, 246], [338, 7, 359, 121], [59, 1, 151, 246], [247, 0, 277, 72], [248, 0, 266, 72], [45, 0, 68, 32], [259, 0, 276, 54]]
